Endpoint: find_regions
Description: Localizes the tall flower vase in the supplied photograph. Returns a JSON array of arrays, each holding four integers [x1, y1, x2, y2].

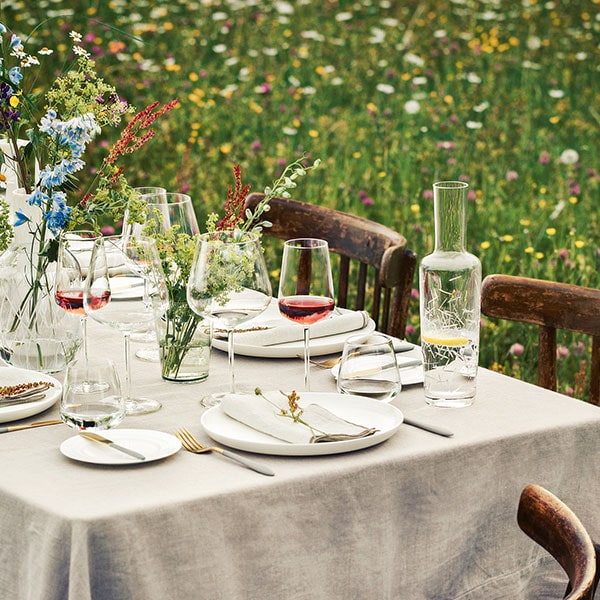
[[157, 302, 211, 383], [419, 181, 482, 408], [0, 139, 39, 248], [0, 245, 81, 373]]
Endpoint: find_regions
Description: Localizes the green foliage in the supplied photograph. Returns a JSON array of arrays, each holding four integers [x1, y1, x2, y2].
[[5, 0, 598, 398]]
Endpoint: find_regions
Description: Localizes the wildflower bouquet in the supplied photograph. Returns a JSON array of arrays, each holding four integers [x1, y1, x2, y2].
[[143, 157, 319, 382], [0, 22, 175, 372]]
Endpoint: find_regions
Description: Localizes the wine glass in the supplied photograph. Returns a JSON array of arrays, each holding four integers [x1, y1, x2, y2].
[[55, 231, 101, 367], [84, 236, 169, 415], [125, 191, 199, 362], [278, 238, 335, 391], [186, 231, 272, 405], [60, 358, 124, 431]]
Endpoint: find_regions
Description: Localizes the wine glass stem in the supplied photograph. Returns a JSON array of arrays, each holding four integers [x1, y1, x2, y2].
[[228, 329, 235, 393], [303, 326, 311, 391], [81, 316, 88, 364], [123, 331, 133, 401]]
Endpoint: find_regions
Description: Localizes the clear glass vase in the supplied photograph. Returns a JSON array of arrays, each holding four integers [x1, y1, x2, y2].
[[419, 181, 482, 407], [157, 302, 211, 383], [0, 246, 81, 373]]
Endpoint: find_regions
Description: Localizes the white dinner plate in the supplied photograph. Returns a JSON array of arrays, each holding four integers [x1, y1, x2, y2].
[[212, 309, 376, 358], [201, 392, 403, 456], [331, 356, 425, 387], [60, 429, 181, 465], [0, 368, 62, 423]]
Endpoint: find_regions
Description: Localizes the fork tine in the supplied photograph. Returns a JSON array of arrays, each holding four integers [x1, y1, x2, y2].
[[174, 429, 194, 452], [177, 427, 204, 452]]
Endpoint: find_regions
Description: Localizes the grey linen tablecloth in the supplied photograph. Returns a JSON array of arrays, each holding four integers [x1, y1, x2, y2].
[[1, 321, 600, 600]]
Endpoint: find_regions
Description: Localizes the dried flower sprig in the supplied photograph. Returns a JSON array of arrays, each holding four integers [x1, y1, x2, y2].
[[216, 164, 251, 232], [254, 387, 327, 438], [205, 155, 320, 236]]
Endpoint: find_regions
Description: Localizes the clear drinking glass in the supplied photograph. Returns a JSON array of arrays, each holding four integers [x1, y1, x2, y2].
[[60, 358, 124, 431], [125, 190, 200, 362], [186, 230, 272, 405], [84, 236, 169, 415], [278, 238, 335, 391], [337, 333, 401, 402], [419, 181, 482, 407]]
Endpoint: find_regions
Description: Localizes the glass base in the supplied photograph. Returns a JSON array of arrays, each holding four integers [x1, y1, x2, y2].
[[136, 347, 160, 362], [200, 393, 225, 408], [424, 395, 474, 408], [124, 396, 162, 415]]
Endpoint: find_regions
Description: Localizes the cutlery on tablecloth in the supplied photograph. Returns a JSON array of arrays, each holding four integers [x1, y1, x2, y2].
[[0, 419, 63, 434], [174, 427, 275, 476], [79, 431, 146, 461], [402, 417, 454, 438]]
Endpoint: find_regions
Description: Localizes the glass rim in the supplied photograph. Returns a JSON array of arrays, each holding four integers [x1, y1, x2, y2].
[[145, 192, 193, 205], [283, 237, 329, 249], [432, 181, 469, 189], [198, 230, 259, 244], [344, 332, 393, 347]]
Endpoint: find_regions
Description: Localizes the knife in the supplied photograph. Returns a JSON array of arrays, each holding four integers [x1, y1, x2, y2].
[[0, 419, 63, 434], [344, 357, 423, 379], [79, 431, 146, 461], [402, 417, 454, 438]]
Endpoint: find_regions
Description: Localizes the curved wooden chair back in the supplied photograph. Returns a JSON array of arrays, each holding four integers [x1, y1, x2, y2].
[[518, 484, 600, 599], [244, 194, 417, 338], [481, 274, 600, 405]]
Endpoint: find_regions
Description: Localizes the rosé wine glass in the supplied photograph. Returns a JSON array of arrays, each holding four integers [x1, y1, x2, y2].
[[278, 238, 335, 391]]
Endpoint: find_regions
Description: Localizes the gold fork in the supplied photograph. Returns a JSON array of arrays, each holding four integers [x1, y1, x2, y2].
[[174, 428, 275, 476]]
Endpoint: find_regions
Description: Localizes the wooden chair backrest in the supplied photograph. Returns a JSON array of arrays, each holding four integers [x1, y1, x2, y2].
[[518, 484, 600, 599], [244, 194, 417, 338], [481, 274, 600, 405]]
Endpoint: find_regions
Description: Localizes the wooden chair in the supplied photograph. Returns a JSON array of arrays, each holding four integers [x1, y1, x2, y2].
[[481, 274, 600, 405], [518, 484, 600, 599], [244, 194, 417, 339]]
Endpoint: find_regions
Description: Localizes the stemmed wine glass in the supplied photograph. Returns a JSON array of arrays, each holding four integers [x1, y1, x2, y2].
[[84, 236, 169, 415], [186, 231, 271, 406], [54, 230, 101, 368], [124, 191, 200, 362], [278, 238, 335, 391]]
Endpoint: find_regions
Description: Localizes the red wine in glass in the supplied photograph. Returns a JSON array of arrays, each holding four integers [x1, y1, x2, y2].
[[278, 295, 334, 325], [55, 290, 111, 314]]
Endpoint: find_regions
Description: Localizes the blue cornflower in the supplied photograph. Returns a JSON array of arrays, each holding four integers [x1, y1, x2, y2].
[[8, 67, 22, 85], [0, 24, 6, 34], [39, 110, 58, 134], [44, 192, 72, 233], [29, 188, 48, 207], [14, 211, 29, 227], [9, 34, 21, 49], [39, 163, 68, 188]]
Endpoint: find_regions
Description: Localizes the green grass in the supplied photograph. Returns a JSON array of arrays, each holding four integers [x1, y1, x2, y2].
[[3, 0, 599, 398]]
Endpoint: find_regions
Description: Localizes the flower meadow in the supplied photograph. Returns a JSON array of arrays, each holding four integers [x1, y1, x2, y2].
[[3, 0, 599, 399]]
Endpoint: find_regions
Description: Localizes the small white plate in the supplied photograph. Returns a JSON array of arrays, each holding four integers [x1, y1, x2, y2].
[[0, 368, 62, 423], [212, 305, 376, 358], [201, 392, 403, 456], [331, 356, 424, 387], [60, 429, 181, 465]]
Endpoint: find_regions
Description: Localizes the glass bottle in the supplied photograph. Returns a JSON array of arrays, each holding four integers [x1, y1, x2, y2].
[[419, 181, 482, 407]]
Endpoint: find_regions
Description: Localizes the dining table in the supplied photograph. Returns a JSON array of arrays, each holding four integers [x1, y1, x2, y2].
[[1, 318, 600, 600]]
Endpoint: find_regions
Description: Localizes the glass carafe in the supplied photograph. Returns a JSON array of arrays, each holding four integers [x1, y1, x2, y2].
[[419, 181, 481, 407]]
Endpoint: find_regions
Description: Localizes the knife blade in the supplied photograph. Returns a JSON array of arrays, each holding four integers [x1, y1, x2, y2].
[[402, 417, 454, 438], [344, 357, 423, 379], [79, 431, 146, 461]]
